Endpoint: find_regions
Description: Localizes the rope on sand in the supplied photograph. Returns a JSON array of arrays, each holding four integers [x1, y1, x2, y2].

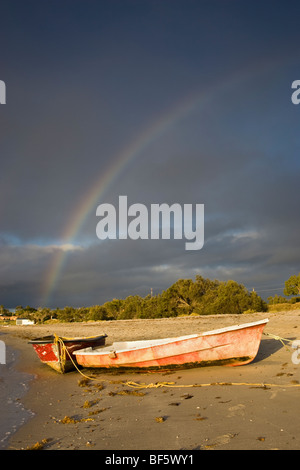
[[124, 380, 300, 389], [263, 332, 293, 350]]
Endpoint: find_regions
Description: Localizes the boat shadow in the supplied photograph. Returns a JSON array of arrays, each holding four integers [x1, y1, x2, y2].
[[252, 337, 296, 364]]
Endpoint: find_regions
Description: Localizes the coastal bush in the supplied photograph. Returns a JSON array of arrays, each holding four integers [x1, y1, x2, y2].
[[4, 275, 270, 323], [284, 273, 300, 297]]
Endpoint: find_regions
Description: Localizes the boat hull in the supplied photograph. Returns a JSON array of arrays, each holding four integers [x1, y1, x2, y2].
[[29, 334, 107, 373], [74, 319, 268, 370]]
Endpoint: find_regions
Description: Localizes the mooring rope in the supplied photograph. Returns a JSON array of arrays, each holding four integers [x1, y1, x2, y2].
[[55, 335, 100, 381], [124, 380, 300, 389], [263, 331, 293, 349]]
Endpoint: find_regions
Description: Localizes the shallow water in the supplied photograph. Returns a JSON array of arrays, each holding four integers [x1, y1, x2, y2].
[[0, 339, 35, 449]]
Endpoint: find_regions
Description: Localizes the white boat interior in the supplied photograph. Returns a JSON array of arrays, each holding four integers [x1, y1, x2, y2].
[[75, 334, 199, 355]]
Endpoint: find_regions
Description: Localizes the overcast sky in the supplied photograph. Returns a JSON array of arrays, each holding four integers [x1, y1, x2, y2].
[[1, 0, 300, 308]]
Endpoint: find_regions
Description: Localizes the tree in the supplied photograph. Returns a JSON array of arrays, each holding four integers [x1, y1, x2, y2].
[[211, 280, 250, 315], [15, 305, 24, 317], [249, 291, 268, 312], [88, 305, 108, 321], [163, 279, 195, 315], [103, 299, 123, 320], [193, 276, 220, 314], [34, 307, 51, 324], [267, 294, 288, 305], [283, 273, 300, 297], [118, 296, 143, 319], [204, 280, 267, 315], [0, 305, 9, 315]]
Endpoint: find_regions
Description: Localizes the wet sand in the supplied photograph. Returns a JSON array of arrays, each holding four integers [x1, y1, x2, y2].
[[1, 311, 300, 450], [0, 342, 34, 449]]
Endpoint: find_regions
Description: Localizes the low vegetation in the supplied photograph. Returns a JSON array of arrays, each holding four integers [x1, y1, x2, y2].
[[1, 273, 299, 324]]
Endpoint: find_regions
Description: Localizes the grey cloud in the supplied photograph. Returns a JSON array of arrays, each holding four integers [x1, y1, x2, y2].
[[0, 1, 299, 308]]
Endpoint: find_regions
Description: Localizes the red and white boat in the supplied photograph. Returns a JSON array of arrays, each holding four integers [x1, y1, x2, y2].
[[29, 334, 107, 373], [74, 319, 268, 370]]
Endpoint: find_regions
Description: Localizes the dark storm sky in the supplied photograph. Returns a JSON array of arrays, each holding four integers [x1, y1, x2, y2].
[[0, 0, 299, 308]]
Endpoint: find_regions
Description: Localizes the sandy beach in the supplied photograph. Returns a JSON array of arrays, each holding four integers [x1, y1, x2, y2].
[[1, 311, 300, 451]]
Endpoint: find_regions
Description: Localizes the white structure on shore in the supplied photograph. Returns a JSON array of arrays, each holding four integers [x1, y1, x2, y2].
[[15, 318, 35, 326]]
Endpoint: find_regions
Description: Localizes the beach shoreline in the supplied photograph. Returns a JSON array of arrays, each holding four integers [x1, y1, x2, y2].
[[1, 311, 300, 450], [0, 337, 35, 450]]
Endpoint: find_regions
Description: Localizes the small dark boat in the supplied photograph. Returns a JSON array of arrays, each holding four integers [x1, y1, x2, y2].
[[29, 334, 107, 373]]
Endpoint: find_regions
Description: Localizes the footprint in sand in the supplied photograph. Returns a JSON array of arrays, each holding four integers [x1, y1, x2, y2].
[[227, 404, 246, 417], [203, 433, 237, 449]]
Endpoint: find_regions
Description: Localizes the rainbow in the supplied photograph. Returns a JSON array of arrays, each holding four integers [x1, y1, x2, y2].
[[41, 88, 205, 306], [41, 57, 287, 307]]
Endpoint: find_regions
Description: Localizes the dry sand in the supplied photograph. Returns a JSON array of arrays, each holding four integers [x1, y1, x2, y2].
[[1, 311, 300, 451]]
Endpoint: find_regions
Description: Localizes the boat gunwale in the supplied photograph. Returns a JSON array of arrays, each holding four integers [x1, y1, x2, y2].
[[28, 333, 107, 345], [200, 318, 268, 337]]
